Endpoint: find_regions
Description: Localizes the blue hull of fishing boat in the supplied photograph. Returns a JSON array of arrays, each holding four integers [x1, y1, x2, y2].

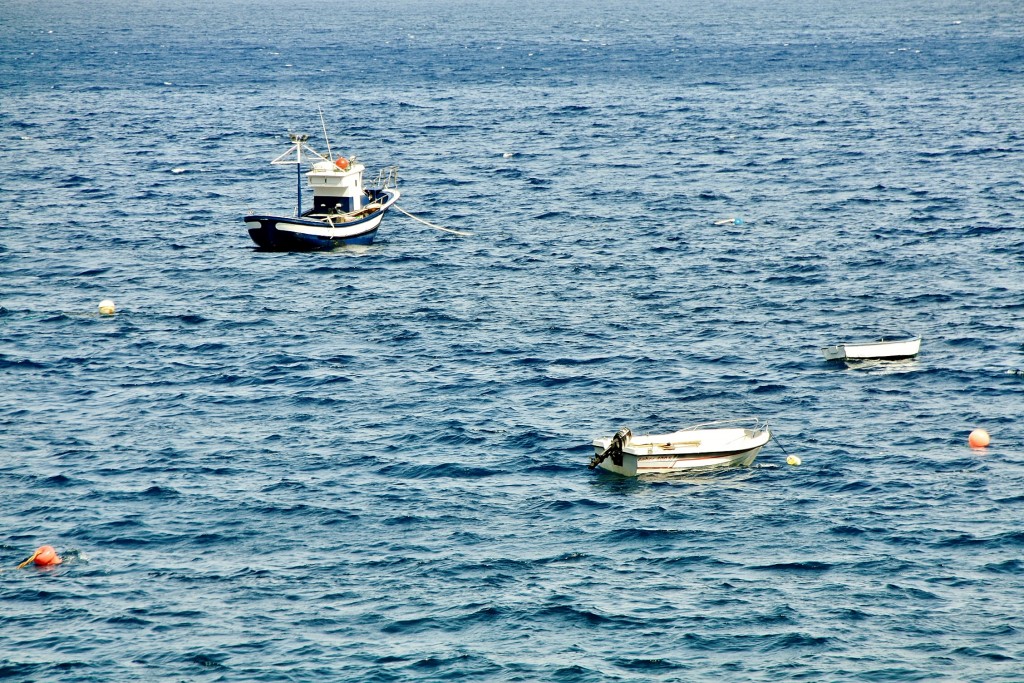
[[244, 188, 398, 251], [245, 216, 382, 251]]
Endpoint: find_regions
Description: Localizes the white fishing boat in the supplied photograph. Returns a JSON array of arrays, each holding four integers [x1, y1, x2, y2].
[[589, 419, 771, 476], [821, 333, 921, 361], [244, 116, 399, 251]]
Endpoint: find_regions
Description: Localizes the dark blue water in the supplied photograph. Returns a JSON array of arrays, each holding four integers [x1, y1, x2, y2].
[[2, 0, 1023, 679]]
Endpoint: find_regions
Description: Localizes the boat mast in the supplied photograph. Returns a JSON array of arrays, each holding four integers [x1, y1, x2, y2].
[[271, 131, 327, 217], [290, 133, 308, 217]]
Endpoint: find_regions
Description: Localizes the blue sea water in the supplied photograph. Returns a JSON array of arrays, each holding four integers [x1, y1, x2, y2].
[[2, 0, 1024, 679]]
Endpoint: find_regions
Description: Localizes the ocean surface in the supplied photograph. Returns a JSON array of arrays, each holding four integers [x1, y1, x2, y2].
[[2, 0, 1023, 680]]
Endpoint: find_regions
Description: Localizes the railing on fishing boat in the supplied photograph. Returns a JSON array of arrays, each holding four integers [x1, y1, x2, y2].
[[369, 165, 399, 190]]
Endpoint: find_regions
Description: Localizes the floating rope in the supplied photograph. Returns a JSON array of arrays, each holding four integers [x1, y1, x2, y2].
[[16, 549, 40, 569], [770, 431, 793, 458], [394, 205, 472, 236]]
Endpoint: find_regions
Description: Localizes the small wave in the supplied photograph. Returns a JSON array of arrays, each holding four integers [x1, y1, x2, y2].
[[59, 174, 93, 188], [761, 632, 836, 650], [534, 603, 640, 627], [380, 615, 444, 634], [141, 485, 180, 498], [610, 657, 683, 672], [983, 559, 1024, 574], [751, 383, 787, 394], [965, 224, 1014, 236], [380, 462, 496, 479], [533, 498, 609, 513], [599, 528, 696, 543], [187, 652, 228, 670], [752, 561, 833, 572], [885, 584, 941, 601], [0, 355, 47, 370], [950, 647, 1017, 662]]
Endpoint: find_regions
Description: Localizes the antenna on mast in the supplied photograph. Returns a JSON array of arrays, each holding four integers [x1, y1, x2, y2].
[[318, 106, 333, 161]]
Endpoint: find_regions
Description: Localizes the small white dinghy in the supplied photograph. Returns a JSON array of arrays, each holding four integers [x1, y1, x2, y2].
[[821, 333, 921, 361], [589, 419, 771, 476]]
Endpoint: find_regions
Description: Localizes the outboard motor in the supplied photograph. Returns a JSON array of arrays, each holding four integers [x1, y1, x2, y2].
[[588, 427, 632, 470]]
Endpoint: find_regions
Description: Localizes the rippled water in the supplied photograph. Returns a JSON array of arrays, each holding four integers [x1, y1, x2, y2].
[[2, 0, 1023, 680]]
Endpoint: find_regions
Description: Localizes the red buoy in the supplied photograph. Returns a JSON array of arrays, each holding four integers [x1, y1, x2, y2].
[[334, 157, 350, 170], [17, 545, 63, 569], [34, 545, 62, 566], [969, 429, 990, 448]]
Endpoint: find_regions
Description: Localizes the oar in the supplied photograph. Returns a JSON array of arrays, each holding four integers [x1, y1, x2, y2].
[[394, 205, 472, 236]]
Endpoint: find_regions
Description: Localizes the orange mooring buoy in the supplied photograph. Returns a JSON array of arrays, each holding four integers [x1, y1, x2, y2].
[[968, 429, 990, 448], [17, 545, 63, 569], [334, 157, 350, 170]]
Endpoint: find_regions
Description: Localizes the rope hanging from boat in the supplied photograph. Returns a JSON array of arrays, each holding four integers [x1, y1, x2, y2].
[[394, 205, 473, 236], [770, 431, 792, 458], [588, 427, 632, 470]]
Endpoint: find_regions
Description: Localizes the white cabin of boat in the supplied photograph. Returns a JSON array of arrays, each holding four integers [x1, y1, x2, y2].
[[307, 158, 368, 214]]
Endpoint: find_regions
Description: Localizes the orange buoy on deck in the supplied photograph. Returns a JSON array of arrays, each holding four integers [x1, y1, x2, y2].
[[968, 429, 990, 448], [334, 157, 349, 170], [17, 545, 63, 568]]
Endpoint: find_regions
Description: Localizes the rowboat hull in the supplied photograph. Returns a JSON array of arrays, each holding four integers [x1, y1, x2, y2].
[[591, 422, 771, 476], [821, 335, 920, 361], [593, 446, 765, 476]]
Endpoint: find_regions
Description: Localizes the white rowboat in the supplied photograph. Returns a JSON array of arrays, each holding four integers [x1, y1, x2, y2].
[[821, 333, 921, 361], [590, 419, 771, 476]]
